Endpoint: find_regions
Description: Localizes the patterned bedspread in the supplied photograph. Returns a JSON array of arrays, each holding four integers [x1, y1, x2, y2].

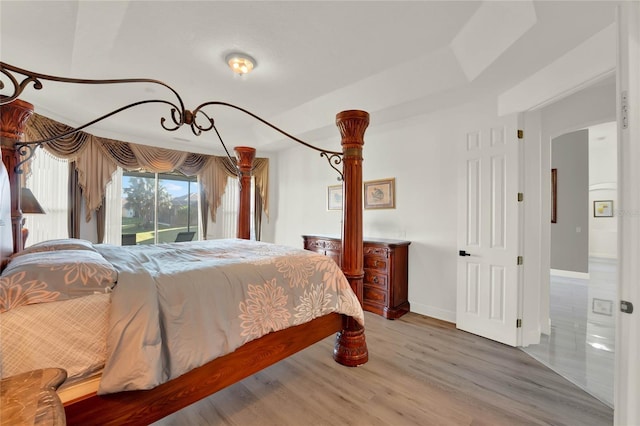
[[94, 239, 364, 394]]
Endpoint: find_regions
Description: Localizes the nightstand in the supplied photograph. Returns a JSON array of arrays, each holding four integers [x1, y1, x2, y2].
[[1, 368, 67, 425]]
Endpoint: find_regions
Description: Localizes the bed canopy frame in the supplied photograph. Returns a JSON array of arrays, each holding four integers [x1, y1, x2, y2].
[[0, 62, 368, 424]]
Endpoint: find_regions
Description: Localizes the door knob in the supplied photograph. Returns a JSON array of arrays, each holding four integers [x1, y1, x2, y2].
[[459, 250, 471, 257]]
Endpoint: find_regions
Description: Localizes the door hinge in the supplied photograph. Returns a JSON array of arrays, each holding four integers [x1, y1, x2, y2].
[[517, 129, 524, 139], [518, 192, 524, 202], [517, 256, 523, 265], [516, 319, 522, 328], [622, 91, 629, 130]]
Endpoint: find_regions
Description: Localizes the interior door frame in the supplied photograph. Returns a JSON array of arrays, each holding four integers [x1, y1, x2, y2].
[[522, 4, 637, 423], [614, 3, 639, 424]]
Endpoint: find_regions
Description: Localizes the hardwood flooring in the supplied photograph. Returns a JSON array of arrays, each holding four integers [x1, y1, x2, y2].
[[153, 312, 613, 426]]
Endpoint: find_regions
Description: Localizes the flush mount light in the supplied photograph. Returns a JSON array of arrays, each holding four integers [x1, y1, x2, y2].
[[225, 52, 256, 75]]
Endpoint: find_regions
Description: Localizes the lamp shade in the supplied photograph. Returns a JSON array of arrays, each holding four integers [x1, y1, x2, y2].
[[21, 187, 45, 214]]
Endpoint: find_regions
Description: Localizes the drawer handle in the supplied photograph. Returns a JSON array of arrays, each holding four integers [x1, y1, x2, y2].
[[373, 276, 379, 284]]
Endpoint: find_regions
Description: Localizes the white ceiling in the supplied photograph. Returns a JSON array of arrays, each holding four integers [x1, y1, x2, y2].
[[0, 1, 617, 155]]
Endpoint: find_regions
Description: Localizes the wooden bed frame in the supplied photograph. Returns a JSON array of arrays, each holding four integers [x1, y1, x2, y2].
[[0, 96, 369, 424]]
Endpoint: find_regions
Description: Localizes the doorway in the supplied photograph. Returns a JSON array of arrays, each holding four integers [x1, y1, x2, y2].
[[523, 121, 617, 407]]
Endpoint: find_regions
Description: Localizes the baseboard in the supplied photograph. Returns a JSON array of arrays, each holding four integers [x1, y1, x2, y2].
[[588, 255, 617, 263], [410, 302, 456, 323], [550, 269, 590, 280], [521, 327, 542, 347]]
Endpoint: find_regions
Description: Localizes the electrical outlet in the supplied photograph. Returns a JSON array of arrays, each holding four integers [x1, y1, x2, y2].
[[592, 298, 613, 316]]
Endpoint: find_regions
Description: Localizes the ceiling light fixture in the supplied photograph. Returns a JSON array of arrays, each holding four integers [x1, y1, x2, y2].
[[225, 52, 256, 75]]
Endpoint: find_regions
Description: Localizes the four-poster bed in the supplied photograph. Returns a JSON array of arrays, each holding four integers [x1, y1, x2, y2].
[[0, 63, 369, 425]]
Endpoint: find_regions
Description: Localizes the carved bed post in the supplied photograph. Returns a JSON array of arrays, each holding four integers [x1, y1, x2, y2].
[[0, 98, 34, 254], [334, 110, 369, 366], [234, 146, 255, 240]]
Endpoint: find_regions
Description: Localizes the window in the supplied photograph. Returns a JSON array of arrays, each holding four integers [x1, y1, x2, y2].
[[121, 171, 200, 245]]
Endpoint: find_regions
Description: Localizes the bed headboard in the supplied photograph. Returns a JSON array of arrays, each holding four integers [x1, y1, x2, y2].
[[0, 159, 13, 268]]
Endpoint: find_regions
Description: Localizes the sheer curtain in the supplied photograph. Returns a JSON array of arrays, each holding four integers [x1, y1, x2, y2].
[[223, 176, 240, 238], [206, 176, 255, 240], [24, 150, 69, 246], [103, 167, 123, 245]]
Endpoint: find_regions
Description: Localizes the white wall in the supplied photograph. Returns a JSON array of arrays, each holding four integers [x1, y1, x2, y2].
[[270, 79, 615, 328], [588, 121, 617, 259], [550, 129, 589, 273], [271, 98, 499, 323]]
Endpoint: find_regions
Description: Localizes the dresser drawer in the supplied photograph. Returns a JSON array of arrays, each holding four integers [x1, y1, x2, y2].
[[364, 270, 387, 289], [364, 255, 387, 271], [363, 285, 387, 305], [364, 246, 390, 257], [305, 239, 341, 251]]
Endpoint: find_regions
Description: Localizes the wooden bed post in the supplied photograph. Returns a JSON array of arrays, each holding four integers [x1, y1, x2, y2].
[[334, 110, 369, 366], [234, 146, 255, 240], [0, 97, 34, 254]]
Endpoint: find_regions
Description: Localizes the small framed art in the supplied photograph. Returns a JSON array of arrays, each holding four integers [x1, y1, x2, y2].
[[364, 178, 395, 209], [593, 200, 613, 217], [327, 185, 343, 210]]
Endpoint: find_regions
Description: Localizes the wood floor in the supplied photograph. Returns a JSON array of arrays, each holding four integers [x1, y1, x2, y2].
[[153, 312, 613, 426]]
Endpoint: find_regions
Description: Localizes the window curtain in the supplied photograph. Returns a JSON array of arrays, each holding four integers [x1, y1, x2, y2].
[[222, 176, 239, 239], [23, 150, 69, 246], [95, 200, 106, 243], [65, 159, 108, 242], [24, 113, 269, 237], [104, 168, 123, 245], [199, 182, 209, 239], [68, 161, 81, 238], [199, 156, 268, 239], [254, 191, 263, 241]]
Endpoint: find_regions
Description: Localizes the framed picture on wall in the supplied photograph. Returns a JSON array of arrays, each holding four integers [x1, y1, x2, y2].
[[594, 200, 614, 217], [327, 184, 343, 210], [364, 178, 395, 209]]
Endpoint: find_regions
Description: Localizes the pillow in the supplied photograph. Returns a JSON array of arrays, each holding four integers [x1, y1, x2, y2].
[[12, 238, 97, 258], [0, 250, 117, 313]]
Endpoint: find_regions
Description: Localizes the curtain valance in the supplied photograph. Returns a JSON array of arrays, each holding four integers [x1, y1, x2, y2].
[[24, 113, 269, 225]]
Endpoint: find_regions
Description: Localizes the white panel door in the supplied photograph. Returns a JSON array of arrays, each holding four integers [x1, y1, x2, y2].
[[456, 115, 521, 346]]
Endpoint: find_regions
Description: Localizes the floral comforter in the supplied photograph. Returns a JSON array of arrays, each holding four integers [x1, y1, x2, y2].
[[94, 239, 363, 394]]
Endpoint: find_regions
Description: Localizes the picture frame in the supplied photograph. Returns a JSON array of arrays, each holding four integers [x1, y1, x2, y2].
[[327, 184, 343, 210], [364, 178, 395, 209], [594, 200, 613, 217], [551, 168, 557, 223]]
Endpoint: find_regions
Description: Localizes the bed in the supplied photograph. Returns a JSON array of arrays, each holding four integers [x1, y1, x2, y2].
[[0, 63, 369, 425]]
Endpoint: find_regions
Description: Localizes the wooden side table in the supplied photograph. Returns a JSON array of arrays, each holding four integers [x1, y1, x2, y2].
[[1, 368, 67, 425]]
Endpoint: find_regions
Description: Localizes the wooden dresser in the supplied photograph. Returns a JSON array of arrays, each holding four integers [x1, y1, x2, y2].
[[302, 235, 411, 319]]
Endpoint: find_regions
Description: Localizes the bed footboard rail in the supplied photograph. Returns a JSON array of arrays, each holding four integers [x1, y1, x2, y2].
[[64, 313, 343, 426]]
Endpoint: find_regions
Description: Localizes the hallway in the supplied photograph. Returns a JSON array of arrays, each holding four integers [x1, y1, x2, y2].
[[522, 258, 616, 407]]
